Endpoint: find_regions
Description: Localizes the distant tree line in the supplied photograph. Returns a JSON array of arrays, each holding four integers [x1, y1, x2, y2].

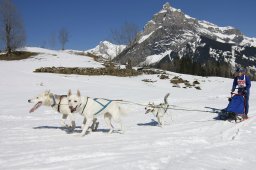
[[157, 56, 233, 78]]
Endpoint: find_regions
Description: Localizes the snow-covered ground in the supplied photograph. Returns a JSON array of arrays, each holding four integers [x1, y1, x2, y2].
[[0, 47, 256, 170]]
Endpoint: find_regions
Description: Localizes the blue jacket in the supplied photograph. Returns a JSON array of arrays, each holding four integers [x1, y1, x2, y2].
[[232, 74, 251, 92]]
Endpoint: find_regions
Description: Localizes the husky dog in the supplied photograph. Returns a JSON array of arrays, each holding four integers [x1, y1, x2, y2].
[[67, 89, 124, 136], [28, 90, 99, 131], [145, 93, 170, 127]]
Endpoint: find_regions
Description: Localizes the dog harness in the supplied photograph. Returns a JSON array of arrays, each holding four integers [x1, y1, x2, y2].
[[81, 97, 89, 114], [57, 95, 67, 112], [93, 98, 112, 115], [51, 95, 67, 112], [80, 97, 112, 115]]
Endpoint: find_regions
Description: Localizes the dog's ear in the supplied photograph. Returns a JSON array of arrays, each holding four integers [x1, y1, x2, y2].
[[68, 89, 72, 96], [44, 90, 50, 95], [77, 90, 81, 97]]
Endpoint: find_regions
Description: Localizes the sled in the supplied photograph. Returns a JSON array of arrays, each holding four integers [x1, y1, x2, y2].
[[218, 92, 247, 122]]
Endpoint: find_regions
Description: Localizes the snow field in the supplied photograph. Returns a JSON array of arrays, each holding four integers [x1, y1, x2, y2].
[[0, 48, 256, 170]]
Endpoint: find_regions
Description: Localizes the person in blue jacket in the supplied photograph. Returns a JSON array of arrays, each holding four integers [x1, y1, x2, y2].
[[231, 67, 251, 117]]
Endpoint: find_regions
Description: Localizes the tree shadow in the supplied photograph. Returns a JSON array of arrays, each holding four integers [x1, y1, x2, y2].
[[137, 119, 159, 126]]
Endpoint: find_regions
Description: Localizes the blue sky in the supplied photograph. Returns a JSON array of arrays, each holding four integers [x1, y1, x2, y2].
[[12, 0, 256, 50]]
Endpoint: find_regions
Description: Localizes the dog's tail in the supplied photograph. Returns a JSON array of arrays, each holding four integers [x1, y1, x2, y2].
[[164, 93, 170, 105]]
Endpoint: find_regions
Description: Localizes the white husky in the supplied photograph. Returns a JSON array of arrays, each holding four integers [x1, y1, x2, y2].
[[28, 90, 76, 129], [145, 93, 170, 127], [67, 90, 124, 136]]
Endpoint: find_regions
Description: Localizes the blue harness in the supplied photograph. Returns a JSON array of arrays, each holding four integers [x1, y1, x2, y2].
[[93, 98, 112, 115]]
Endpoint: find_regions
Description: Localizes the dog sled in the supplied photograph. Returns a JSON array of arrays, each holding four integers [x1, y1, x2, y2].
[[218, 91, 248, 122]]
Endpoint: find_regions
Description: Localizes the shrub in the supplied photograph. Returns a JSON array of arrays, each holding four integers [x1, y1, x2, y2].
[[0, 51, 38, 60]]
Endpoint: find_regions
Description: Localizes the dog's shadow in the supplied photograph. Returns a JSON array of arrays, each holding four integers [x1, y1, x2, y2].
[[137, 119, 159, 126], [33, 125, 81, 133], [33, 125, 75, 130], [33, 126, 120, 134], [67, 128, 110, 134]]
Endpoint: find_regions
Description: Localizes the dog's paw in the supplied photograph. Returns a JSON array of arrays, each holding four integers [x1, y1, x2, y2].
[[80, 131, 90, 137], [80, 132, 86, 137], [67, 126, 76, 132], [118, 130, 125, 134], [64, 126, 76, 134], [61, 122, 68, 128], [158, 124, 163, 128], [64, 124, 74, 129], [108, 129, 113, 134]]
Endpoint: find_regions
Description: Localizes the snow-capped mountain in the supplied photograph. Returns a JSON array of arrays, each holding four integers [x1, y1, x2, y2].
[[85, 41, 126, 60], [115, 3, 256, 78]]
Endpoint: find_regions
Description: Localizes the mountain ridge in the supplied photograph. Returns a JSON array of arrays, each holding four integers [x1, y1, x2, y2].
[[115, 2, 256, 79]]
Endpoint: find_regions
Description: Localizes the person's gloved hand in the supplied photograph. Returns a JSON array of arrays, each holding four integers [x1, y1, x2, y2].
[[243, 90, 247, 95]]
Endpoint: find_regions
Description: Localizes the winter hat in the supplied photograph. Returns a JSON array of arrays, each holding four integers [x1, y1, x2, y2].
[[235, 67, 245, 73]]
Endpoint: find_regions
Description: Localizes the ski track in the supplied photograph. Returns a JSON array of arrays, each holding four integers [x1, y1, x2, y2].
[[0, 48, 256, 170]]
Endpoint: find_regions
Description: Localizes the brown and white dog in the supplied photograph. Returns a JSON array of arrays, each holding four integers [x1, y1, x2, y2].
[[28, 90, 99, 131], [145, 93, 170, 127]]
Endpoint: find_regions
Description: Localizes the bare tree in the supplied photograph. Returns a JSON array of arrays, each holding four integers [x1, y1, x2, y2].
[[58, 28, 69, 50], [111, 22, 139, 46], [49, 32, 56, 49], [0, 34, 3, 52], [0, 0, 26, 55]]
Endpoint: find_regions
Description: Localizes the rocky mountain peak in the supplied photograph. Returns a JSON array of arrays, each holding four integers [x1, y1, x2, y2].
[[115, 3, 256, 79], [142, 3, 197, 39], [141, 2, 255, 47], [163, 2, 170, 10], [162, 2, 181, 13]]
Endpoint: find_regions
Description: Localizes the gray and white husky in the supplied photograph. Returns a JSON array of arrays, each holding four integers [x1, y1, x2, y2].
[[145, 93, 170, 127], [67, 89, 124, 136], [28, 90, 98, 131]]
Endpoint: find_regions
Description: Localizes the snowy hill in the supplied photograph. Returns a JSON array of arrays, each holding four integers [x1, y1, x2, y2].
[[21, 47, 103, 68], [65, 41, 126, 61], [115, 2, 256, 77], [0, 48, 256, 170], [85, 41, 126, 60]]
